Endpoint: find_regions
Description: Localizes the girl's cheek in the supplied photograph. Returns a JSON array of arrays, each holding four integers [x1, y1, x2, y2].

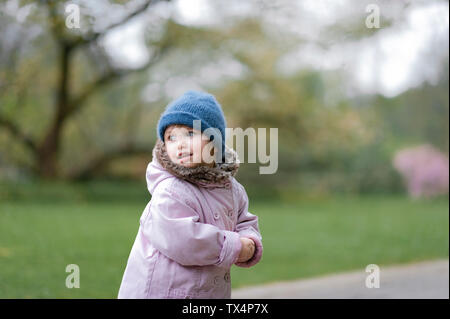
[[201, 142, 214, 164], [192, 143, 203, 163], [167, 144, 179, 162], [192, 137, 201, 151]]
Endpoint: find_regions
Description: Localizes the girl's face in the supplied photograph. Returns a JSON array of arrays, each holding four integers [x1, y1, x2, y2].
[[164, 124, 216, 168]]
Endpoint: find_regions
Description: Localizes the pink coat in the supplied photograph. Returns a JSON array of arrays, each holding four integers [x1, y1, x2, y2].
[[118, 157, 263, 299]]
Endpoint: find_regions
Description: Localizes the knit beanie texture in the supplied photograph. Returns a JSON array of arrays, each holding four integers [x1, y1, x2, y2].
[[157, 90, 227, 157]]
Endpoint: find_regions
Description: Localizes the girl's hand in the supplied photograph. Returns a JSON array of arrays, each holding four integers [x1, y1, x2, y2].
[[237, 237, 255, 263]]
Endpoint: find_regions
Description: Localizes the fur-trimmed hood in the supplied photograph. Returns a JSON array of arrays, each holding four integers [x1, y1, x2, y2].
[[151, 139, 240, 189]]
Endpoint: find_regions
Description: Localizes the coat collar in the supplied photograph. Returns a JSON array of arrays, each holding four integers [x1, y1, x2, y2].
[[152, 139, 240, 189]]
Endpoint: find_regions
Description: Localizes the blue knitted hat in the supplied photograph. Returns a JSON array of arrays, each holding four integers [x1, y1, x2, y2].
[[157, 90, 227, 158]]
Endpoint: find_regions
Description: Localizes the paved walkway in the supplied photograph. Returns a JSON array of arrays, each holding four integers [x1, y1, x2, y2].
[[232, 259, 449, 299]]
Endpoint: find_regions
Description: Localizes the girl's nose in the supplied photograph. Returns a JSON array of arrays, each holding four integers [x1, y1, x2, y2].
[[177, 137, 188, 150], [177, 146, 183, 156]]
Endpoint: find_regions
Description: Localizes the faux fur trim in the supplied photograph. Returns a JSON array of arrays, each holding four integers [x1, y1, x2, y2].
[[152, 139, 240, 188]]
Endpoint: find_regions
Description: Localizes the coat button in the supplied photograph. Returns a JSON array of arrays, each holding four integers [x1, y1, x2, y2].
[[228, 210, 233, 218], [213, 213, 220, 220], [214, 276, 220, 285], [224, 272, 230, 282]]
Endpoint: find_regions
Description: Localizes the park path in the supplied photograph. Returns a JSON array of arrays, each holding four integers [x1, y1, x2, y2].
[[231, 259, 449, 299]]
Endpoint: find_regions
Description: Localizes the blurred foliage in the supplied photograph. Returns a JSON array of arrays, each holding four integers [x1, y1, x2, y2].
[[0, 0, 448, 197]]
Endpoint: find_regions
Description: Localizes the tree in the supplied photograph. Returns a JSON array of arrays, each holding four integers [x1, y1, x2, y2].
[[0, 0, 172, 179]]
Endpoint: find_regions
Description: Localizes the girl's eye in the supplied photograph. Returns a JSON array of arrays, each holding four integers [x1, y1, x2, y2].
[[168, 135, 176, 141], [188, 131, 194, 136]]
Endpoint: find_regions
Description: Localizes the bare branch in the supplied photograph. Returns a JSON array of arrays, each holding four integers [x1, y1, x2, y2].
[[71, 0, 169, 48], [43, 0, 70, 47], [42, 0, 169, 48], [67, 142, 151, 180], [0, 114, 37, 153], [68, 43, 172, 116]]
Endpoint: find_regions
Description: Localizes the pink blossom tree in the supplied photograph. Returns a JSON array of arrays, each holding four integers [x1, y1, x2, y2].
[[393, 144, 449, 199]]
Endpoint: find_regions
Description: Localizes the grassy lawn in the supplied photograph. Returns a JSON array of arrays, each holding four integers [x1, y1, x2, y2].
[[0, 188, 448, 298]]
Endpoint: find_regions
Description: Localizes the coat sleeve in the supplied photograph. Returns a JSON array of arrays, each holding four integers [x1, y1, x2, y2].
[[142, 183, 242, 268], [234, 181, 263, 268]]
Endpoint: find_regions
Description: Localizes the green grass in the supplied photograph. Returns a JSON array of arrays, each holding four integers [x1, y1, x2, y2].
[[232, 195, 449, 287], [0, 191, 448, 298]]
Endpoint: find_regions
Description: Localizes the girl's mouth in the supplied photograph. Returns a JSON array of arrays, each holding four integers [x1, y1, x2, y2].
[[178, 153, 193, 160]]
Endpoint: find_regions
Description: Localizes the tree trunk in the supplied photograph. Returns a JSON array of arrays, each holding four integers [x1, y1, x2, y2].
[[36, 120, 62, 178], [36, 43, 71, 179]]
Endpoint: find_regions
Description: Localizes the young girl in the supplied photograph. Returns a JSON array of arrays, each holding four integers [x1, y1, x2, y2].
[[118, 90, 263, 299]]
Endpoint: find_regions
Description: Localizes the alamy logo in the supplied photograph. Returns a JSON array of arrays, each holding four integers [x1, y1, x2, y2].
[[192, 120, 279, 174], [365, 264, 380, 288], [65, 4, 80, 29], [365, 4, 380, 29], [65, 264, 80, 288]]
